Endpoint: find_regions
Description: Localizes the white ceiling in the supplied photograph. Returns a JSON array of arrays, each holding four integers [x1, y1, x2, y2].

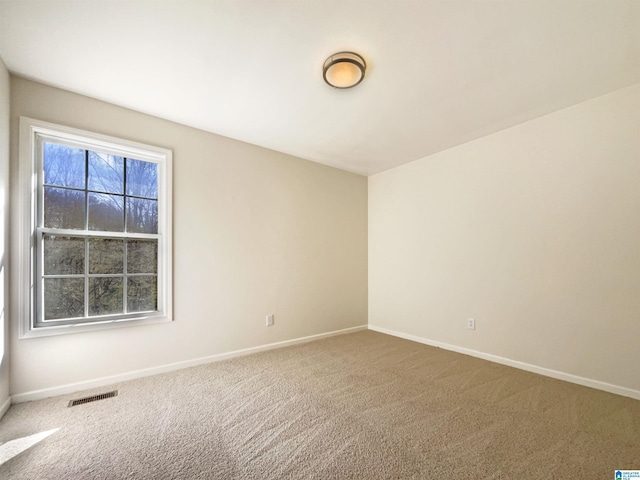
[[1, 1, 638, 176]]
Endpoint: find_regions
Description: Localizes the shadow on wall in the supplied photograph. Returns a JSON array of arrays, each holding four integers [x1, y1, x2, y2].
[[0, 263, 4, 364]]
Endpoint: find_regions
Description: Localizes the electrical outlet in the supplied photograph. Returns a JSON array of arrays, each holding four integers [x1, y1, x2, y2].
[[266, 314, 274, 327], [467, 318, 476, 330]]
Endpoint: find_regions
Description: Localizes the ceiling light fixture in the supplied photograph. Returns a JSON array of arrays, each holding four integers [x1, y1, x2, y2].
[[323, 51, 366, 89]]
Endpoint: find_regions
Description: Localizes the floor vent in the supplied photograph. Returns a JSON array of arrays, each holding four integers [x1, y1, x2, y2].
[[68, 390, 118, 407]]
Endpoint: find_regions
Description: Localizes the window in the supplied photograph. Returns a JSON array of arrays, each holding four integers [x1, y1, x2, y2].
[[18, 118, 172, 337]]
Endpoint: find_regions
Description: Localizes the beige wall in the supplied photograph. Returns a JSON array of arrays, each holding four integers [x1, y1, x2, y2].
[[369, 83, 640, 394], [7, 74, 638, 401], [10, 77, 368, 398], [0, 58, 9, 413]]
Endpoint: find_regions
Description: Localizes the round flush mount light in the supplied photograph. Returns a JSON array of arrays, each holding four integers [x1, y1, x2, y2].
[[323, 51, 366, 89]]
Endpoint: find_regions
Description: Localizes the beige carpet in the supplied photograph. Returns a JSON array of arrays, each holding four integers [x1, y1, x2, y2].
[[1, 330, 638, 479]]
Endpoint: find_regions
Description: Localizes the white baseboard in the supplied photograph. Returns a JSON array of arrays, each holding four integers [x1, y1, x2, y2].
[[11, 325, 367, 404], [12, 323, 638, 405], [0, 396, 10, 419], [369, 325, 640, 401]]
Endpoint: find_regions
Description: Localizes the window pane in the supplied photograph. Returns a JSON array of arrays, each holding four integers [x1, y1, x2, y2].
[[43, 142, 85, 189], [88, 151, 124, 194], [127, 239, 157, 274], [44, 278, 84, 320], [89, 192, 124, 232], [126, 198, 157, 233], [44, 187, 86, 229], [126, 158, 158, 199], [43, 235, 85, 275], [89, 277, 123, 316], [89, 238, 124, 274], [127, 276, 157, 312]]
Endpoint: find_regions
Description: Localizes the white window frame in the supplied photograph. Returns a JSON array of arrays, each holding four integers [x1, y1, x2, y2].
[[18, 117, 173, 338]]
